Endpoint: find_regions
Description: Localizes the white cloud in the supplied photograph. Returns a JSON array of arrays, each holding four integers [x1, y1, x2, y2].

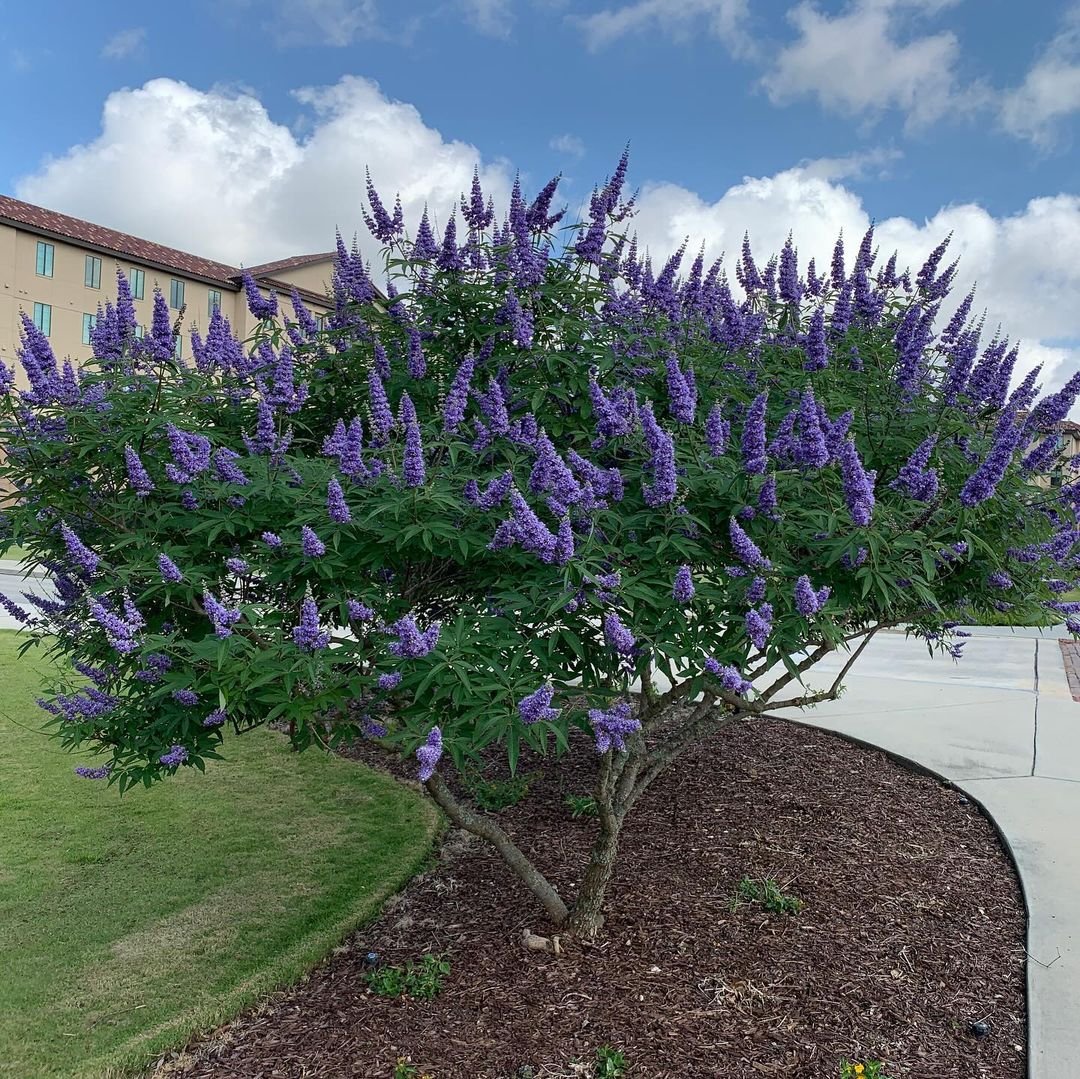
[[100, 28, 145, 60], [1001, 4, 1080, 148], [550, 133, 586, 158], [14, 76, 511, 267], [577, 0, 754, 58], [270, 0, 381, 46], [459, 0, 513, 37], [797, 145, 902, 181], [14, 76, 1080, 400], [761, 0, 985, 128], [629, 166, 1080, 393]]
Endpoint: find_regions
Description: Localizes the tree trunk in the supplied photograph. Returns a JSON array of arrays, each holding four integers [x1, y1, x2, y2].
[[566, 814, 622, 938]]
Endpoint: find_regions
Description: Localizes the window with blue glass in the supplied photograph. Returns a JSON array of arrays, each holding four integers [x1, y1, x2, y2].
[[208, 289, 222, 316], [134, 324, 145, 339], [170, 279, 185, 309], [129, 267, 145, 300], [32, 302, 51, 336], [84, 255, 102, 289], [82, 313, 97, 346], [35, 241, 54, 278]]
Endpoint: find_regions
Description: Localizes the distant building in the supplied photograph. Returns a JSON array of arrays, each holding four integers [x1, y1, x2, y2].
[[1031, 420, 1080, 489], [0, 194, 335, 373]]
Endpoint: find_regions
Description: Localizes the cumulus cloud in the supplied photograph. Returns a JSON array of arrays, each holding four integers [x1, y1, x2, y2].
[[14, 76, 1079, 399], [550, 133, 586, 157], [796, 145, 902, 181], [761, 0, 986, 128], [629, 167, 1080, 393], [100, 28, 145, 60], [577, 0, 754, 58], [1000, 3, 1080, 149], [15, 76, 511, 266]]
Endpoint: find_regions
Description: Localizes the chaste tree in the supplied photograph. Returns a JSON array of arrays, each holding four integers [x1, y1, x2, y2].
[[3, 154, 1078, 936]]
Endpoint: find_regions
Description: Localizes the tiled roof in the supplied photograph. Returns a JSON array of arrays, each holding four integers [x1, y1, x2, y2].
[[0, 194, 241, 287], [244, 253, 335, 278]]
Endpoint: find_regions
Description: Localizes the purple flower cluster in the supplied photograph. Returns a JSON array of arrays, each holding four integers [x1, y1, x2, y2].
[[489, 491, 573, 565], [705, 403, 729, 457], [159, 744, 189, 768], [729, 518, 771, 569], [959, 417, 1021, 507], [75, 763, 112, 780], [640, 403, 677, 506], [124, 445, 154, 497], [588, 700, 641, 754], [987, 570, 1014, 590], [703, 659, 753, 696], [416, 726, 443, 782], [795, 389, 829, 471], [891, 434, 939, 502], [399, 393, 426, 487], [665, 355, 697, 424], [673, 565, 695, 603], [838, 440, 876, 526], [158, 553, 183, 583], [203, 709, 227, 728], [327, 476, 351, 523], [90, 598, 142, 653], [301, 526, 326, 558], [741, 393, 768, 474], [242, 272, 278, 320], [745, 603, 774, 651], [262, 531, 283, 549], [378, 671, 402, 690], [794, 575, 831, 616], [518, 684, 560, 725], [60, 524, 99, 576], [347, 599, 375, 622], [165, 425, 212, 484], [387, 616, 441, 658], [443, 355, 475, 433], [292, 597, 331, 651], [204, 589, 242, 638]]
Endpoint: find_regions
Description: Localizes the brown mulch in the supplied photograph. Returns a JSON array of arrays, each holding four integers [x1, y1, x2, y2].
[[159, 717, 1026, 1079]]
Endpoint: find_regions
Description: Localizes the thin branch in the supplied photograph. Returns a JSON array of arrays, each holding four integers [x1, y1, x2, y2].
[[425, 772, 569, 925], [763, 626, 882, 710]]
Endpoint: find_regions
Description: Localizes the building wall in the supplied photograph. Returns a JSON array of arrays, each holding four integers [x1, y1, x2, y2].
[[0, 222, 332, 378]]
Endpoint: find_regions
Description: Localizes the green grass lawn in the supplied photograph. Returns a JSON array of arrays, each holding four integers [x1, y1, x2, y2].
[[0, 631, 440, 1079]]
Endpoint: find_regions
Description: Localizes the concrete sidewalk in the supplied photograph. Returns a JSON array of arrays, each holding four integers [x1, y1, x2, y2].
[[767, 628, 1078, 1078]]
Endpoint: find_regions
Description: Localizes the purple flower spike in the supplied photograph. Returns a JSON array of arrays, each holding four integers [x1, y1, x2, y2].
[[203, 709, 227, 728], [124, 444, 154, 496], [262, 531, 283, 549], [588, 700, 640, 754], [301, 526, 326, 558], [347, 599, 375, 622], [603, 612, 636, 656], [328, 476, 351, 523], [703, 659, 753, 696], [838, 440, 876, 526], [172, 689, 198, 706], [60, 524, 99, 577], [745, 603, 774, 651], [705, 403, 729, 457], [518, 684, 560, 725], [75, 763, 112, 780], [242, 272, 278, 320], [741, 393, 768, 474], [729, 518, 771, 569], [159, 744, 189, 768], [386, 616, 441, 658], [292, 597, 330, 651], [416, 726, 443, 782], [400, 392, 425, 487], [794, 575, 825, 617], [673, 565, 695, 603], [158, 553, 183, 583], [378, 671, 402, 690], [443, 354, 475, 433]]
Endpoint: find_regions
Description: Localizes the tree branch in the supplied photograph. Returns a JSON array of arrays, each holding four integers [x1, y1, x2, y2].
[[762, 626, 883, 710], [425, 772, 569, 925]]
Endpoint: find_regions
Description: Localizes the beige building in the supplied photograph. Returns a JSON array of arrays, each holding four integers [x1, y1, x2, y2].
[[0, 194, 337, 373]]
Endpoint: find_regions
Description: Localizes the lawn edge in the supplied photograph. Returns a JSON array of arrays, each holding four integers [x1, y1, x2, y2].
[[89, 788, 446, 1079]]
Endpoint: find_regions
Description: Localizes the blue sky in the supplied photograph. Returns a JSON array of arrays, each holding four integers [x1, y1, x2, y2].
[[3, 0, 1080, 386]]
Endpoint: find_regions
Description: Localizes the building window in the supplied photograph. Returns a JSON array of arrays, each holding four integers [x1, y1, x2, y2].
[[35, 241, 55, 278], [84, 255, 102, 289], [82, 313, 97, 346], [170, 279, 185, 310], [208, 289, 222, 316], [134, 324, 145, 339], [316, 314, 329, 331], [129, 267, 145, 300], [32, 302, 52, 337], [173, 335, 183, 360]]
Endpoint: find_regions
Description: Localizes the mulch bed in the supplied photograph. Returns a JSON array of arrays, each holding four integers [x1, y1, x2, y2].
[[159, 716, 1026, 1078]]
